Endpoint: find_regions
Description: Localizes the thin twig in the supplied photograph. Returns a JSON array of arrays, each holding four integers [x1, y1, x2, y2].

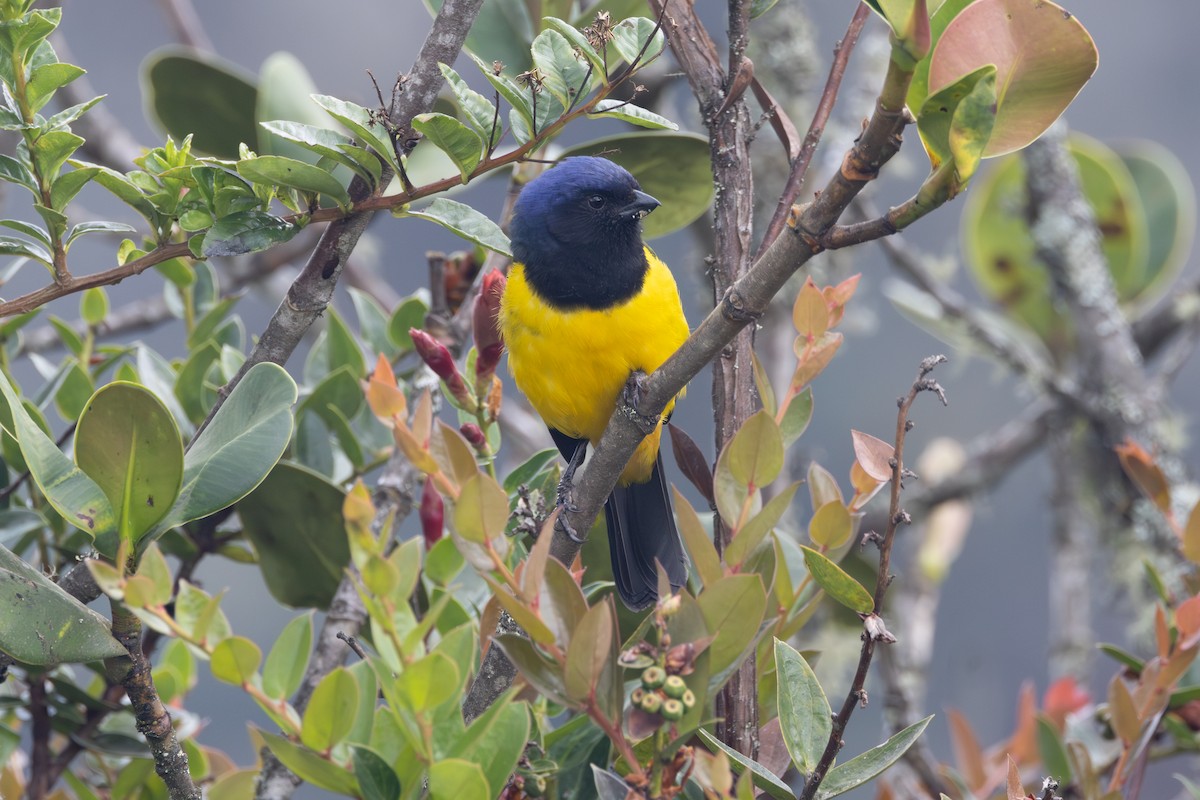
[[755, 3, 870, 258], [799, 355, 948, 800]]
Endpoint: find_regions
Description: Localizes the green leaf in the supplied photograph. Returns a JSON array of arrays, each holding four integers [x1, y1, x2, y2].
[[302, 667, 359, 752], [808, 500, 852, 550], [926, 0, 1097, 158], [238, 462, 350, 609], [0, 235, 50, 265], [323, 307, 368, 377], [673, 488, 722, 589], [386, 294, 429, 352], [402, 197, 511, 256], [438, 64, 501, 149], [448, 692, 530, 797], [30, 131, 83, 180], [237, 154, 350, 210], [143, 48, 259, 159], [65, 221, 137, 250], [259, 120, 382, 188], [1119, 141, 1197, 310], [202, 209, 301, 258], [532, 28, 593, 108], [564, 597, 615, 702], [258, 731, 357, 795], [263, 613, 313, 700], [75, 382, 183, 551], [610, 16, 666, 65], [800, 546, 874, 613], [916, 65, 996, 180], [698, 574, 768, 689], [467, 54, 533, 125], [1034, 714, 1072, 788], [587, 98, 678, 130], [210, 635, 262, 685], [697, 729, 796, 800], [727, 482, 800, 567], [780, 387, 814, 447], [817, 715, 933, 798], [26, 62, 85, 112], [543, 18, 606, 74], [152, 362, 296, 539], [49, 166, 99, 211], [0, 154, 37, 195], [495, 635, 570, 706], [559, 132, 712, 239], [411, 113, 482, 182], [429, 758, 491, 800], [775, 638, 832, 775], [726, 409, 784, 489], [351, 746, 401, 800], [310, 94, 399, 172], [0, 369, 116, 545], [454, 473, 509, 543], [0, 544, 126, 665]]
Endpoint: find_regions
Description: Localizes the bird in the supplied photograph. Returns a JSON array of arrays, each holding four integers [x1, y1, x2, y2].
[[499, 156, 690, 610]]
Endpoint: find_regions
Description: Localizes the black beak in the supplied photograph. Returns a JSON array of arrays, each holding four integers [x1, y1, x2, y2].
[[618, 190, 661, 221]]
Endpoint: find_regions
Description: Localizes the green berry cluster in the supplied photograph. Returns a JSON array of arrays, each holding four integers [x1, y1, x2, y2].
[[633, 666, 696, 723]]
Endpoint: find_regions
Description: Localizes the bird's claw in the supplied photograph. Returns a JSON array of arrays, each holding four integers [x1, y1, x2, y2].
[[620, 371, 660, 435]]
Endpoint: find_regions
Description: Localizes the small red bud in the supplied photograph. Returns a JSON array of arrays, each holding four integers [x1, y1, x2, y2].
[[473, 270, 507, 385], [460, 422, 488, 452], [409, 328, 457, 381], [420, 477, 444, 547], [410, 327, 476, 410]]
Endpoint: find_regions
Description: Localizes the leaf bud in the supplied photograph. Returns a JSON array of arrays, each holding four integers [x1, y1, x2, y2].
[[419, 477, 444, 547]]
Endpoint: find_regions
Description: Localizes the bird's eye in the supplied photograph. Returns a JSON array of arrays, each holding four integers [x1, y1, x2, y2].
[[587, 195, 606, 209]]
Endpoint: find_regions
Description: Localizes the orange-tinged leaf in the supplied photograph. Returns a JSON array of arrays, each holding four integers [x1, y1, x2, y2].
[[751, 350, 777, 417], [1176, 593, 1200, 649], [1005, 754, 1023, 800], [1115, 439, 1171, 515], [343, 480, 375, 531], [1155, 603, 1171, 660], [432, 422, 479, 487], [1042, 677, 1090, 730], [791, 331, 842, 391], [851, 430, 895, 483], [849, 460, 887, 510], [393, 422, 440, 475], [411, 388, 433, 447], [947, 708, 987, 792], [522, 509, 556, 603], [792, 278, 829, 341], [1107, 674, 1139, 744], [1184, 501, 1200, 565], [826, 273, 860, 311], [564, 597, 615, 702], [1007, 681, 1038, 765], [808, 500, 852, 549], [479, 594, 501, 659], [366, 377, 407, 420]]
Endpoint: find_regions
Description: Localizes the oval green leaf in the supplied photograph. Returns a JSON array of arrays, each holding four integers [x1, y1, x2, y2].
[[75, 382, 183, 551], [301, 667, 359, 752], [725, 410, 784, 490], [775, 637, 832, 776], [210, 635, 262, 686], [143, 47, 258, 159], [0, 543, 126, 665], [800, 546, 874, 613], [816, 715, 934, 798], [403, 198, 511, 257]]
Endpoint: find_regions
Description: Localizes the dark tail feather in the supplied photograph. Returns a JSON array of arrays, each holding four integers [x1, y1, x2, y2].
[[604, 453, 688, 610]]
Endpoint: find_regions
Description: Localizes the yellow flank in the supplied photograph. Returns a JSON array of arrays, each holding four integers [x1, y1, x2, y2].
[[500, 247, 689, 485]]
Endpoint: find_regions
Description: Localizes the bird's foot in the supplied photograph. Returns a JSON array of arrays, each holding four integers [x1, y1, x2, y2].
[[619, 371, 660, 435], [558, 511, 588, 544], [556, 441, 587, 510]]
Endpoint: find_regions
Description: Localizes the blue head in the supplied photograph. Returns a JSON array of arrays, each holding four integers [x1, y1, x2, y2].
[[511, 157, 660, 310]]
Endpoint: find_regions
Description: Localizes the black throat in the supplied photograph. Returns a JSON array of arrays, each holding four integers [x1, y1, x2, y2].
[[517, 230, 649, 312]]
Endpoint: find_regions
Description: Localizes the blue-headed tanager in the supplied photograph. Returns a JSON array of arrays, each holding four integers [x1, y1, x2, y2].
[[500, 156, 690, 610]]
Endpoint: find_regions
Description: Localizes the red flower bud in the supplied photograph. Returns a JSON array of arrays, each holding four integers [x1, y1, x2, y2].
[[410, 327, 476, 410], [420, 476, 444, 547], [460, 422, 488, 452], [473, 270, 507, 385]]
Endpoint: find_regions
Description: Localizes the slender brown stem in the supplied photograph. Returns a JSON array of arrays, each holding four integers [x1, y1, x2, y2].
[[28, 674, 51, 800], [799, 356, 947, 800], [755, 2, 870, 258]]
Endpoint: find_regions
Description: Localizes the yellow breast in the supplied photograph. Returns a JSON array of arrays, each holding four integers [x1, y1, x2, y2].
[[499, 248, 689, 483]]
